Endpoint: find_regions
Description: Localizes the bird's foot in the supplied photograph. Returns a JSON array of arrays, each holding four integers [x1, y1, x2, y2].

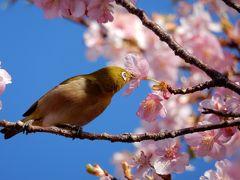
[[76, 126, 82, 135], [56, 124, 80, 131], [72, 126, 82, 140], [56, 124, 82, 139], [22, 120, 34, 135]]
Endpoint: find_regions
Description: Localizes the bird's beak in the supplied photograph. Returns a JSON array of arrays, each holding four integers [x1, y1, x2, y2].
[[130, 72, 136, 80]]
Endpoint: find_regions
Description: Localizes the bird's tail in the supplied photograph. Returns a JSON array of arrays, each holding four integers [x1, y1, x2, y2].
[[1, 117, 31, 139], [1, 126, 23, 139]]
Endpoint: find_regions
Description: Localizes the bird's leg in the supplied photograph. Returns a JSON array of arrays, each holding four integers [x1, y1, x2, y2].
[[71, 126, 83, 140], [76, 126, 83, 135], [56, 124, 80, 131], [22, 120, 34, 135], [55, 124, 82, 139], [56, 123, 82, 133]]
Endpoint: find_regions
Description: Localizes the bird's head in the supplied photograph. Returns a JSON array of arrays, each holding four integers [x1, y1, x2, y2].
[[92, 66, 134, 95]]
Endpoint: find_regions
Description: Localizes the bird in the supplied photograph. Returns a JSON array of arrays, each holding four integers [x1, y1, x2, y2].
[[2, 66, 134, 139]]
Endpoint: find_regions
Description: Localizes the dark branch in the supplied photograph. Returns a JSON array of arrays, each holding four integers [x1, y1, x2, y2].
[[219, 38, 240, 52], [114, 0, 240, 95], [1, 119, 240, 142], [202, 108, 240, 118], [115, 0, 224, 79], [222, 0, 240, 13], [168, 80, 216, 95]]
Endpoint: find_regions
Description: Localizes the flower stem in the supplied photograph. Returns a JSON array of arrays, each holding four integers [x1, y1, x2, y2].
[[144, 76, 161, 84]]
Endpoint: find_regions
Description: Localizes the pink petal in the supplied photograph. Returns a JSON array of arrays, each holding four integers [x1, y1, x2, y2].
[[153, 158, 172, 175], [137, 93, 165, 122], [0, 69, 12, 84], [210, 142, 226, 160], [70, 0, 86, 17], [171, 153, 189, 173], [124, 54, 149, 95], [185, 133, 203, 146], [123, 79, 140, 96]]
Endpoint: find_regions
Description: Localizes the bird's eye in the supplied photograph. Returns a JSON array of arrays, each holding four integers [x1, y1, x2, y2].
[[121, 72, 127, 81]]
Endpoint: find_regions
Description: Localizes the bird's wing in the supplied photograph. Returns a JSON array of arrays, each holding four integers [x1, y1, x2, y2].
[[23, 75, 83, 117], [22, 75, 102, 118]]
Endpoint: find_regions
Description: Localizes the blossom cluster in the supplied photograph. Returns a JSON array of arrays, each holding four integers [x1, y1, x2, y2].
[[83, 1, 240, 178], [113, 138, 189, 179], [32, 0, 114, 23]]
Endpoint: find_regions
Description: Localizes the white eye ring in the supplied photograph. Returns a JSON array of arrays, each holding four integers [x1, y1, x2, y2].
[[121, 72, 127, 81]]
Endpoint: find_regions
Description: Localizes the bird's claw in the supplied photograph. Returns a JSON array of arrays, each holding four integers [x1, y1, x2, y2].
[[56, 124, 82, 140], [72, 127, 82, 140], [22, 120, 34, 135], [76, 126, 82, 135]]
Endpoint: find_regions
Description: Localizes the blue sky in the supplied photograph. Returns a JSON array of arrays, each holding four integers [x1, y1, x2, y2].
[[0, 1, 215, 179]]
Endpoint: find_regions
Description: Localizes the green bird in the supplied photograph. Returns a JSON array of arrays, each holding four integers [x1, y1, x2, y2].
[[3, 66, 133, 139]]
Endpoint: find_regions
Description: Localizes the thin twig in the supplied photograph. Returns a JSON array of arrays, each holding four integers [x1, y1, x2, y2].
[[221, 0, 240, 13], [202, 108, 240, 118], [168, 80, 216, 95], [114, 0, 240, 95], [219, 38, 240, 52], [1, 119, 240, 142]]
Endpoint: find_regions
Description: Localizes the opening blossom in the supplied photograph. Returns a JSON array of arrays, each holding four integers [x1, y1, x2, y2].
[[153, 139, 189, 175], [123, 54, 149, 95], [137, 93, 167, 122]]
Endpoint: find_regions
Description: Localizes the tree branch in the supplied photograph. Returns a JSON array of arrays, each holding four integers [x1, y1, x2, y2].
[[219, 38, 240, 52], [202, 108, 240, 118], [114, 0, 240, 95], [168, 80, 216, 95], [1, 119, 240, 142], [222, 0, 240, 13]]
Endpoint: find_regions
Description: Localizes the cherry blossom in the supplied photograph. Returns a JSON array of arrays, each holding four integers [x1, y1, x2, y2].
[[184, 116, 239, 160], [199, 94, 240, 140], [133, 151, 159, 180], [199, 94, 226, 112], [178, 2, 221, 32], [123, 54, 149, 95], [84, 1, 239, 179], [137, 93, 166, 122], [153, 139, 189, 175], [32, 0, 86, 19], [0, 67, 12, 95], [176, 2, 234, 75], [84, 22, 105, 60], [0, 64, 12, 110], [32, 0, 114, 23], [87, 0, 114, 23], [200, 159, 240, 180], [160, 95, 193, 130]]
